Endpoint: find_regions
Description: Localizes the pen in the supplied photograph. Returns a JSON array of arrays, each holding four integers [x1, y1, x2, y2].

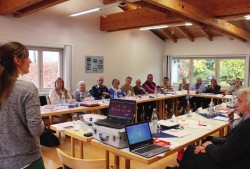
[[198, 120, 206, 126]]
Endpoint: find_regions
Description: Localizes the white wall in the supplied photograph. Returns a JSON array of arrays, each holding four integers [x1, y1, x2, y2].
[[0, 5, 166, 92]]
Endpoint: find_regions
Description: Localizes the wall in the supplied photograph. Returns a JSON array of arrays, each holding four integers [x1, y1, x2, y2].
[[0, 5, 165, 92]]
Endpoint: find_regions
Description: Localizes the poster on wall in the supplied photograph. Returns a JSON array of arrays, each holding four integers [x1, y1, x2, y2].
[[85, 56, 104, 73]]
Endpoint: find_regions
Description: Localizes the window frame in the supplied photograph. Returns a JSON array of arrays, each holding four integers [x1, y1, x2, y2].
[[27, 46, 63, 92], [167, 55, 248, 88]]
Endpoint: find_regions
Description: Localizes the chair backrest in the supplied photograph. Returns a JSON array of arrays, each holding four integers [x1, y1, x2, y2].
[[39, 96, 48, 106], [46, 95, 51, 105], [56, 148, 105, 169]]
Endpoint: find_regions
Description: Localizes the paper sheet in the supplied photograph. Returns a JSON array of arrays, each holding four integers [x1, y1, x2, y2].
[[213, 116, 229, 121], [188, 124, 212, 130], [162, 129, 191, 138]]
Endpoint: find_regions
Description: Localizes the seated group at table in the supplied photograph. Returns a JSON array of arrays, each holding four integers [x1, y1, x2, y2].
[[48, 74, 243, 122]]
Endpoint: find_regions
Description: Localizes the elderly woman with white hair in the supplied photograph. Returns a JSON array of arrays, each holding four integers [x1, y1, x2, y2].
[[74, 81, 90, 102]]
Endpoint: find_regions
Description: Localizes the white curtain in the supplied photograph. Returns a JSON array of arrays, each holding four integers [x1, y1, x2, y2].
[[63, 44, 73, 92]]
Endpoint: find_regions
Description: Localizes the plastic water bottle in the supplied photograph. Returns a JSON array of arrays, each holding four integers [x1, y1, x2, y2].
[[154, 87, 158, 97], [79, 92, 84, 102], [186, 99, 192, 117], [60, 91, 66, 106], [114, 91, 118, 98], [208, 98, 215, 118], [150, 108, 159, 134]]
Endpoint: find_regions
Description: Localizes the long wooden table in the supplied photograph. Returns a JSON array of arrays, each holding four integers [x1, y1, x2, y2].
[[53, 113, 230, 169], [42, 93, 233, 125]]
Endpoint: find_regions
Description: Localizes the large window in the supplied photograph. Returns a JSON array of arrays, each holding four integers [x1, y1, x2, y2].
[[170, 56, 246, 87], [22, 47, 63, 92]]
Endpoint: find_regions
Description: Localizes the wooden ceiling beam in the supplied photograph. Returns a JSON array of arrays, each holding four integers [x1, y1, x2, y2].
[[176, 26, 194, 42], [199, 27, 213, 41], [158, 29, 177, 43], [204, 26, 247, 42], [181, 0, 250, 17], [100, 7, 179, 31], [0, 0, 40, 15], [144, 0, 250, 40], [244, 20, 250, 30], [13, 0, 68, 18]]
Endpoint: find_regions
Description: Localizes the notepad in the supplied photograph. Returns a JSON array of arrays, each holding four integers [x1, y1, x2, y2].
[[162, 129, 191, 138]]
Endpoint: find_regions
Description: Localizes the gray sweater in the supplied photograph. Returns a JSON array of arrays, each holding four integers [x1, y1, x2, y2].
[[0, 80, 44, 169]]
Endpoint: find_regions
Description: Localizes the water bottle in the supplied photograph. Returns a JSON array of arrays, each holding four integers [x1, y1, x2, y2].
[[79, 92, 84, 102], [114, 91, 118, 98], [186, 99, 192, 117], [208, 98, 215, 118], [150, 108, 159, 134], [60, 91, 66, 106], [154, 87, 158, 97]]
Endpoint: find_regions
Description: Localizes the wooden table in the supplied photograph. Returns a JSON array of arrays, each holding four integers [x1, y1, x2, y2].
[[50, 121, 92, 158], [61, 113, 230, 169], [42, 94, 233, 125]]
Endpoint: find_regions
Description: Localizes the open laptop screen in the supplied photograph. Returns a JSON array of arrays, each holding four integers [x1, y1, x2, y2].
[[125, 122, 153, 150], [108, 99, 136, 120]]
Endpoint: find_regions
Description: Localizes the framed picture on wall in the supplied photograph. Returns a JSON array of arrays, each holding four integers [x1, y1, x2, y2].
[[85, 56, 104, 73]]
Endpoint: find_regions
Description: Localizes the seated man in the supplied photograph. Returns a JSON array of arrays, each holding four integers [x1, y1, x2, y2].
[[203, 79, 221, 108], [91, 75, 110, 115], [226, 78, 242, 94], [142, 74, 157, 120], [166, 87, 250, 169], [189, 77, 206, 111]]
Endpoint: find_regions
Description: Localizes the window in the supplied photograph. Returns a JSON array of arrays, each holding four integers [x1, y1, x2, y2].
[[170, 56, 246, 87], [22, 47, 63, 92]]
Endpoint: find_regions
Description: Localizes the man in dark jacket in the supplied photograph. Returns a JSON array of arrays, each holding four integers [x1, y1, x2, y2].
[[166, 87, 250, 169]]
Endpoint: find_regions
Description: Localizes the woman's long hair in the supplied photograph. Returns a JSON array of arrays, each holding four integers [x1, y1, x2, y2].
[[0, 42, 29, 107]]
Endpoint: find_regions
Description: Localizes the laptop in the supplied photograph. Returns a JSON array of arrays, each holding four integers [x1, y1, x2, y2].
[[125, 122, 170, 158], [94, 98, 136, 129]]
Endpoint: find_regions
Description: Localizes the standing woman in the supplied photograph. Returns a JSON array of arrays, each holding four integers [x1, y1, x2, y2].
[[0, 42, 45, 168]]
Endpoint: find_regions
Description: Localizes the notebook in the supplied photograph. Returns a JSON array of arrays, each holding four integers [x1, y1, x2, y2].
[[125, 122, 170, 158], [94, 98, 136, 129]]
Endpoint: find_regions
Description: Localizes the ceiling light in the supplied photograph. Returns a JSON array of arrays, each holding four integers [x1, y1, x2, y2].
[[140, 25, 168, 30], [69, 8, 100, 17], [244, 15, 250, 20], [185, 22, 193, 26]]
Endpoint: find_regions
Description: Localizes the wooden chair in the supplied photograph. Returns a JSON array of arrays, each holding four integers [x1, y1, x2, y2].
[[56, 148, 105, 169]]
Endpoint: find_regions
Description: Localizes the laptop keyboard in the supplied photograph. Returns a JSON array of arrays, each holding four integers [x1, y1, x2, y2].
[[134, 144, 158, 154]]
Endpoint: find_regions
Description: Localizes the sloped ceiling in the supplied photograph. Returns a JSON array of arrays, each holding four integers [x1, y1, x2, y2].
[[1, 0, 250, 43]]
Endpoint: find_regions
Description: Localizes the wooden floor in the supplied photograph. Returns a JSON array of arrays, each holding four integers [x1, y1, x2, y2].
[[41, 133, 178, 169]]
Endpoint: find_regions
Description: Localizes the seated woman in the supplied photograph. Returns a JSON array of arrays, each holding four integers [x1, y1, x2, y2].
[[160, 77, 174, 117], [49, 77, 72, 122], [178, 77, 189, 115], [74, 81, 90, 102], [203, 79, 221, 108], [109, 79, 126, 98]]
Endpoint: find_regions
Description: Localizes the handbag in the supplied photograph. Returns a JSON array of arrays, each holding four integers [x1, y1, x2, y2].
[[40, 128, 60, 147]]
